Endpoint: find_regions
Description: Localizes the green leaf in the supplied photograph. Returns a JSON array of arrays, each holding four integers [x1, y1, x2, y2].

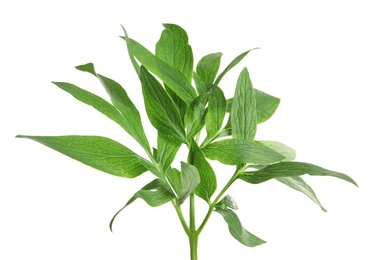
[[120, 25, 140, 76], [214, 48, 259, 85], [184, 93, 208, 140], [196, 52, 222, 84], [231, 68, 257, 141], [157, 132, 182, 171], [16, 135, 148, 178], [129, 38, 197, 104], [109, 179, 175, 231], [167, 162, 201, 205], [205, 84, 227, 140], [215, 208, 266, 247], [156, 24, 193, 82], [193, 72, 207, 95], [202, 139, 285, 165], [254, 89, 280, 124], [215, 195, 238, 210], [52, 82, 134, 134], [75, 63, 150, 152], [276, 176, 327, 212], [188, 140, 217, 202], [256, 141, 296, 162], [140, 66, 186, 143], [239, 161, 358, 186]]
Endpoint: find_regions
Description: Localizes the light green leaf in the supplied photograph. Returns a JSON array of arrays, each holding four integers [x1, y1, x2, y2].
[[216, 195, 238, 210], [202, 139, 285, 165], [231, 68, 257, 141], [120, 25, 140, 75], [156, 24, 193, 82], [129, 38, 197, 104], [214, 48, 259, 85], [254, 89, 280, 124], [16, 135, 148, 178], [276, 176, 327, 212], [239, 161, 358, 186], [256, 141, 296, 161], [140, 66, 186, 143], [157, 132, 182, 171], [188, 140, 217, 202], [184, 93, 208, 140], [167, 162, 201, 205], [215, 208, 266, 247], [75, 63, 150, 152], [197, 52, 222, 84], [109, 178, 176, 231], [206, 84, 227, 140]]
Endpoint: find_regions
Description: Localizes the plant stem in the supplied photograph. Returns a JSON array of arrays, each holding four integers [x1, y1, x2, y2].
[[189, 233, 198, 260], [190, 194, 196, 231], [172, 200, 190, 235]]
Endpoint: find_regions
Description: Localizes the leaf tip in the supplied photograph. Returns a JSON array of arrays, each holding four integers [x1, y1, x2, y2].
[[75, 63, 96, 76]]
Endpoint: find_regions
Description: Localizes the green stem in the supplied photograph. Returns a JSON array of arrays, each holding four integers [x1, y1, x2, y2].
[[172, 200, 190, 235], [189, 233, 198, 260], [190, 194, 196, 231]]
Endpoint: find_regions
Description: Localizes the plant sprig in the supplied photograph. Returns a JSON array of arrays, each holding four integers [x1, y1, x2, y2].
[[17, 24, 357, 260]]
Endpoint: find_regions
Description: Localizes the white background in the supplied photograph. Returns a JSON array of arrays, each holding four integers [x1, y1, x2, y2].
[[1, 0, 375, 259]]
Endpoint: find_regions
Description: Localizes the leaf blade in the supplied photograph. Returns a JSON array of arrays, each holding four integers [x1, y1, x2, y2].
[[196, 52, 222, 84], [206, 84, 227, 140]]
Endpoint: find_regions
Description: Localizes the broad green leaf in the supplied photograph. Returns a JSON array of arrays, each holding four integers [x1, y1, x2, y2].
[[216, 195, 238, 210], [257, 141, 296, 161], [120, 25, 140, 75], [214, 48, 259, 85], [184, 93, 208, 140], [17, 135, 148, 178], [167, 162, 200, 205], [231, 68, 257, 141], [75, 63, 150, 152], [188, 140, 217, 202], [109, 179, 175, 231], [196, 52, 222, 84], [254, 89, 280, 124], [157, 132, 182, 171], [156, 24, 193, 82], [140, 66, 186, 143], [215, 208, 266, 247], [239, 161, 358, 186], [202, 139, 285, 165], [206, 84, 227, 140], [52, 82, 133, 133], [193, 72, 207, 95], [276, 176, 327, 212], [129, 38, 197, 104]]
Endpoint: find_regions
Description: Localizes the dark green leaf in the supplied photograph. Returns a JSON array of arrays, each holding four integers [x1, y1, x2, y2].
[[231, 68, 257, 141], [140, 66, 186, 143], [214, 48, 259, 85], [197, 52, 222, 84], [157, 132, 182, 171], [184, 93, 208, 140], [16, 135, 148, 178], [75, 63, 150, 152], [202, 139, 285, 165], [206, 84, 227, 140], [109, 179, 175, 231], [254, 89, 280, 124], [239, 161, 358, 186], [129, 38, 197, 104], [156, 24, 193, 82], [257, 141, 296, 161], [276, 176, 327, 212], [188, 140, 217, 202], [215, 208, 266, 247]]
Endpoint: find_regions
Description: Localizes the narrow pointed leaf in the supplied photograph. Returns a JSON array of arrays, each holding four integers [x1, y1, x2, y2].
[[196, 52, 222, 84], [140, 66, 186, 143], [17, 135, 148, 178], [188, 140, 217, 202], [129, 38, 197, 104], [206, 84, 227, 140], [257, 140, 296, 162], [202, 139, 285, 165], [120, 25, 140, 76], [239, 161, 358, 186], [215, 208, 266, 247], [156, 24, 193, 82], [109, 179, 175, 231], [75, 63, 150, 152], [276, 176, 327, 211], [214, 48, 258, 85], [157, 132, 182, 171], [231, 68, 257, 141]]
